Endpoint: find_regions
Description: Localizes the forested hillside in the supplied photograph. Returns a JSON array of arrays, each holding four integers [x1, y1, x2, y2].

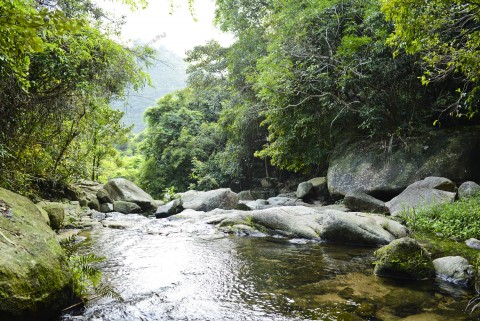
[[138, 0, 480, 198], [114, 48, 186, 133], [1, 0, 479, 199]]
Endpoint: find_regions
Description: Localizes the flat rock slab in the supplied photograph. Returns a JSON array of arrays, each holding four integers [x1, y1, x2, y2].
[[201, 206, 407, 245], [101, 220, 133, 229]]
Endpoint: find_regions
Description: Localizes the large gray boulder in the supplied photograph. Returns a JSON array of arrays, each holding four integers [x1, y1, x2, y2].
[[458, 181, 480, 199], [373, 237, 435, 280], [432, 256, 474, 287], [205, 206, 407, 245], [344, 192, 388, 214], [104, 178, 155, 211], [0, 188, 72, 321], [327, 127, 480, 199], [386, 177, 456, 216], [180, 188, 239, 212]]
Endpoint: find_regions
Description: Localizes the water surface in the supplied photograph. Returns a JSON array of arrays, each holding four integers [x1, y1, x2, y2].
[[59, 213, 478, 321]]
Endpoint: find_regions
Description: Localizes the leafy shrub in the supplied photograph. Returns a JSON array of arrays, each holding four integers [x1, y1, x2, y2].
[[402, 193, 480, 239]]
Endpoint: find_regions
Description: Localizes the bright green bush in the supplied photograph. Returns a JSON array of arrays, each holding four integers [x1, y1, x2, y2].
[[403, 193, 480, 239]]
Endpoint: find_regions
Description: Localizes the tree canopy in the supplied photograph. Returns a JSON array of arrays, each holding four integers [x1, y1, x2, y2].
[[0, 0, 153, 194], [381, 0, 480, 119]]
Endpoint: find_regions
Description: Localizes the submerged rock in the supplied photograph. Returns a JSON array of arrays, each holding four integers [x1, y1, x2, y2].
[[204, 206, 407, 245], [0, 188, 72, 321], [373, 237, 435, 280], [432, 256, 474, 287]]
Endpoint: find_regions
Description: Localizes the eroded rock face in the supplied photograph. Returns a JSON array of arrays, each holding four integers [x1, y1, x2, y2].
[[180, 188, 239, 212], [0, 188, 72, 321], [386, 177, 456, 216], [201, 206, 407, 245], [104, 178, 155, 211], [373, 237, 435, 280], [327, 127, 480, 199]]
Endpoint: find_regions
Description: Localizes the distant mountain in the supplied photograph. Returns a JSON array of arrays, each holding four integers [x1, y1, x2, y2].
[[114, 47, 187, 133]]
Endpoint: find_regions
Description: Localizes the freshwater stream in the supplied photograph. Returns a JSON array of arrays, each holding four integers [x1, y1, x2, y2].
[[59, 213, 479, 321]]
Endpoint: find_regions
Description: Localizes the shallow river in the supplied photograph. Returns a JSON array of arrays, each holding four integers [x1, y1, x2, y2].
[[59, 213, 478, 321]]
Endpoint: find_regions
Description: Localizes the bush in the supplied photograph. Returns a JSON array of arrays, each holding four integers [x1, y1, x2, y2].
[[403, 193, 480, 239]]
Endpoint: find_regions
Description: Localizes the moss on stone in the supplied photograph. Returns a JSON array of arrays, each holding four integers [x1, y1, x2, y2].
[[373, 237, 435, 280], [0, 188, 72, 321]]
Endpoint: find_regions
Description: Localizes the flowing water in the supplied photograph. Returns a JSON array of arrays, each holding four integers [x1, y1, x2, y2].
[[59, 213, 479, 321]]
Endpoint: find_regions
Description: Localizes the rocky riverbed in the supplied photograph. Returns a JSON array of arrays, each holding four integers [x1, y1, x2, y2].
[[57, 211, 479, 321]]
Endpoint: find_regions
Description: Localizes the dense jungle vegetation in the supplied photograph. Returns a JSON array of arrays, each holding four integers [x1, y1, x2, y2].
[[1, 0, 480, 198]]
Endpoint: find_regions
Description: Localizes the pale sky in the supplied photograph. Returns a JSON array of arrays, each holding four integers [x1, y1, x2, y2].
[[96, 0, 233, 56]]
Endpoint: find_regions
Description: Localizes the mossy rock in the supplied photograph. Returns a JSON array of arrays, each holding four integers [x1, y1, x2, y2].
[[0, 188, 72, 321], [327, 126, 480, 200], [374, 237, 435, 280], [38, 202, 65, 230]]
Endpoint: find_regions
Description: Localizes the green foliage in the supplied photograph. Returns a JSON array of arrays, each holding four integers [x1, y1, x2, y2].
[[402, 193, 480, 239], [0, 0, 153, 194], [381, 0, 480, 119], [139, 0, 477, 193], [140, 88, 230, 196], [162, 186, 177, 202], [61, 236, 123, 304], [250, 0, 451, 171], [99, 134, 145, 184]]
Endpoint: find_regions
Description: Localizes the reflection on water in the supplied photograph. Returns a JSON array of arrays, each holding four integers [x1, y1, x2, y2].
[[59, 213, 478, 321]]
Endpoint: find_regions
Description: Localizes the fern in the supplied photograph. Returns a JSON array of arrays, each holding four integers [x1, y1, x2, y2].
[[60, 235, 123, 306]]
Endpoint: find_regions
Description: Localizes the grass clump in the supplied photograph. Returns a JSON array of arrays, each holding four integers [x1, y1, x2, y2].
[[402, 193, 480, 240]]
